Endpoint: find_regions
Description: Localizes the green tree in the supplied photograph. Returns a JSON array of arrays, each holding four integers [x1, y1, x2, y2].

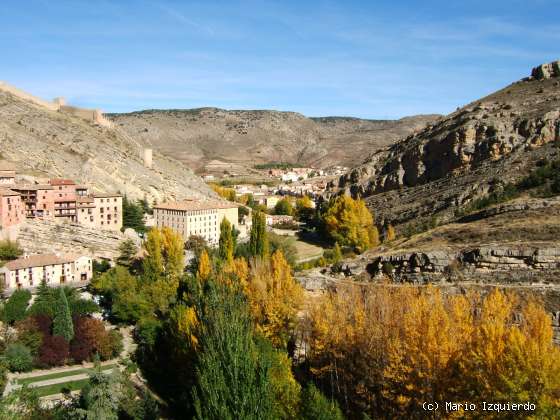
[[122, 195, 147, 234], [117, 239, 138, 267], [142, 228, 164, 282], [0, 240, 23, 263], [1, 289, 31, 324], [52, 287, 74, 341], [295, 196, 315, 224], [77, 364, 122, 420], [274, 198, 293, 216], [331, 242, 342, 264], [192, 282, 273, 420], [4, 343, 33, 372], [219, 218, 235, 265], [300, 383, 345, 420], [249, 211, 269, 259]]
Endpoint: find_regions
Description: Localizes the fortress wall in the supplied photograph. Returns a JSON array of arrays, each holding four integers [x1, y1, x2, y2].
[[0, 81, 60, 111]]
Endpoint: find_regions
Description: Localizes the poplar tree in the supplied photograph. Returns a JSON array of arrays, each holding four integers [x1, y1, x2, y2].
[[53, 287, 74, 341], [219, 218, 234, 265], [249, 211, 269, 259]]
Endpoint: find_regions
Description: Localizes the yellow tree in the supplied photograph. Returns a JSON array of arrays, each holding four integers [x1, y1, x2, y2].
[[386, 224, 396, 242], [323, 195, 379, 253], [196, 249, 212, 282], [246, 250, 303, 348]]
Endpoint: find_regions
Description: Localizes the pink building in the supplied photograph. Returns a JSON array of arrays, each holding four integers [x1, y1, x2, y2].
[[11, 184, 55, 219], [0, 161, 16, 185], [49, 179, 77, 222], [0, 188, 25, 240]]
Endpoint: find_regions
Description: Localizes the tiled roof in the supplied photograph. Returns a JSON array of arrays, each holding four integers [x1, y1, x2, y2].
[[0, 188, 20, 197], [49, 178, 76, 186], [154, 198, 239, 211], [93, 193, 122, 198], [12, 184, 53, 191], [3, 253, 84, 270]]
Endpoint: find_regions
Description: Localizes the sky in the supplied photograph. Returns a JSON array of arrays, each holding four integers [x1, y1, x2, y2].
[[0, 0, 558, 119]]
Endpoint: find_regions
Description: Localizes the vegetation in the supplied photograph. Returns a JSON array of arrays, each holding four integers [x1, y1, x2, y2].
[[274, 198, 294, 216], [122, 195, 148, 234], [254, 162, 295, 170], [249, 211, 269, 259], [0, 240, 23, 264], [52, 287, 74, 341]]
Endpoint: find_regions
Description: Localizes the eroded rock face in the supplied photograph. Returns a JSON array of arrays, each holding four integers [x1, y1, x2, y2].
[[532, 60, 560, 80], [331, 63, 560, 224]]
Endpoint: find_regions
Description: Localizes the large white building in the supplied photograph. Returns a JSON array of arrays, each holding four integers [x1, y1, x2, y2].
[[153, 198, 239, 246], [0, 253, 93, 294]]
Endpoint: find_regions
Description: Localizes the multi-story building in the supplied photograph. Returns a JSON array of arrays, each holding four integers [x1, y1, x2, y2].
[[49, 178, 77, 222], [0, 253, 93, 294], [93, 194, 123, 231], [154, 198, 239, 246], [76, 196, 97, 229], [0, 161, 16, 185], [11, 184, 55, 219], [0, 188, 25, 240]]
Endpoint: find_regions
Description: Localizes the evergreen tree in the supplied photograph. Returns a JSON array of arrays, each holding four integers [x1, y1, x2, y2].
[[219, 218, 234, 265], [77, 364, 122, 420], [192, 283, 273, 420], [249, 211, 269, 259], [300, 383, 345, 420], [116, 239, 138, 267], [52, 287, 74, 341], [28, 279, 55, 317], [331, 242, 343, 265], [122, 195, 146, 234], [1, 289, 32, 324]]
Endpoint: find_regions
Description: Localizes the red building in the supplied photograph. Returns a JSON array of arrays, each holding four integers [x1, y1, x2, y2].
[[49, 179, 77, 222]]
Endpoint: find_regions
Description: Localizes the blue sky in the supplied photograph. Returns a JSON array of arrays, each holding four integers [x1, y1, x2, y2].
[[0, 0, 558, 119]]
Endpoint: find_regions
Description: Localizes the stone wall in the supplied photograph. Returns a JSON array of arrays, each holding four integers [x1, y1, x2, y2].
[[0, 81, 59, 111]]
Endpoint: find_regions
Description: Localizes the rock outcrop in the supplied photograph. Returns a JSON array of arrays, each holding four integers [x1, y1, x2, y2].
[[532, 60, 560, 80], [331, 62, 560, 226]]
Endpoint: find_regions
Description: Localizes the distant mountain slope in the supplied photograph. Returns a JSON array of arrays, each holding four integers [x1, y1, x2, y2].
[[109, 108, 439, 171], [333, 60, 560, 227], [0, 87, 212, 201]]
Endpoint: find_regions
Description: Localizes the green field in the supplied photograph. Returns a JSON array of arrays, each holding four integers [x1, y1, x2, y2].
[[33, 378, 90, 397]]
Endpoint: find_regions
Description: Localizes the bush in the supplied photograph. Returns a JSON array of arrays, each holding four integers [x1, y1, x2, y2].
[[70, 317, 120, 363], [300, 383, 344, 420], [0, 240, 23, 262], [38, 335, 69, 367], [1, 289, 32, 324], [4, 343, 33, 372], [14, 318, 43, 356]]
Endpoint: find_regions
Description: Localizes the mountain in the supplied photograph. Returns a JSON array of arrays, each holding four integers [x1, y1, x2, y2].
[[109, 108, 440, 172], [333, 60, 560, 228], [0, 84, 212, 202]]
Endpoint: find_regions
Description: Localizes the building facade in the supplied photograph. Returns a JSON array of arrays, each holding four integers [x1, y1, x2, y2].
[[11, 184, 55, 218], [154, 199, 239, 246], [0, 253, 93, 294], [49, 179, 77, 222], [93, 194, 123, 231], [0, 188, 25, 240]]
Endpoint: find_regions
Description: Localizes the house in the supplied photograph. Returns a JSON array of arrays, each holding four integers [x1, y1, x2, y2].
[[154, 198, 239, 246], [0, 188, 25, 240], [92, 193, 123, 231], [0, 161, 16, 185], [49, 178, 78, 222], [10, 184, 55, 219], [0, 253, 93, 294]]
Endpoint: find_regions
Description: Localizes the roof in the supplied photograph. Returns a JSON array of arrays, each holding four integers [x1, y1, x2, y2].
[[0, 188, 20, 197], [12, 184, 53, 191], [49, 178, 76, 186], [154, 198, 240, 212], [93, 193, 122, 198], [3, 253, 85, 271]]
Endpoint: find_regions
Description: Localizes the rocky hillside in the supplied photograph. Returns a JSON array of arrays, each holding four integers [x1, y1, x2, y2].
[[334, 60, 560, 226], [109, 108, 439, 172], [0, 87, 212, 201]]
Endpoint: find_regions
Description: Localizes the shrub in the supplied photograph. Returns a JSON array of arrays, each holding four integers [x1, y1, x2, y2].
[[32, 314, 53, 335], [1, 289, 32, 324], [14, 318, 43, 356], [300, 383, 344, 420], [38, 335, 69, 367], [0, 240, 23, 262], [70, 317, 117, 363], [4, 343, 33, 372]]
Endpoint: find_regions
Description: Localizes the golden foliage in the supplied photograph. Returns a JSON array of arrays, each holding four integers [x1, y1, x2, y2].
[[386, 224, 396, 242], [307, 285, 560, 418], [197, 250, 212, 282], [245, 250, 304, 348], [210, 184, 236, 202]]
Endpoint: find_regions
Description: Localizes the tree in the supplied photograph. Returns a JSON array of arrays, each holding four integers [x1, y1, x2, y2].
[[78, 364, 122, 420], [274, 198, 293, 216], [385, 224, 396, 242], [0, 240, 23, 263], [295, 196, 315, 224], [117, 239, 138, 266], [249, 211, 269, 259], [27, 279, 54, 317], [331, 242, 342, 265], [219, 218, 235, 265], [1, 289, 31, 324], [186, 235, 208, 257], [300, 383, 345, 420], [323, 195, 380, 253], [4, 343, 33, 372], [196, 250, 212, 282], [246, 250, 303, 348], [38, 335, 69, 367], [71, 317, 114, 363], [53, 287, 74, 341], [122, 195, 146, 234], [14, 317, 43, 356], [192, 282, 273, 420], [142, 228, 164, 282]]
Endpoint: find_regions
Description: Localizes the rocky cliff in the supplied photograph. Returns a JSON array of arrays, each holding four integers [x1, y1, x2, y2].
[[109, 108, 439, 172], [333, 61, 560, 226], [0, 86, 213, 202]]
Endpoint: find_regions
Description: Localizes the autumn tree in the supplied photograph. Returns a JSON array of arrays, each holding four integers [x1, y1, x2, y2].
[[274, 198, 293, 216], [219, 218, 235, 265], [249, 211, 269, 259], [246, 250, 303, 348], [295, 195, 315, 224], [323, 195, 379, 253], [385, 224, 396, 242], [196, 250, 212, 282]]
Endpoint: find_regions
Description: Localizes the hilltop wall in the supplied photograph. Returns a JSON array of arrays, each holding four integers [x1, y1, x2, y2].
[[0, 81, 112, 128]]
